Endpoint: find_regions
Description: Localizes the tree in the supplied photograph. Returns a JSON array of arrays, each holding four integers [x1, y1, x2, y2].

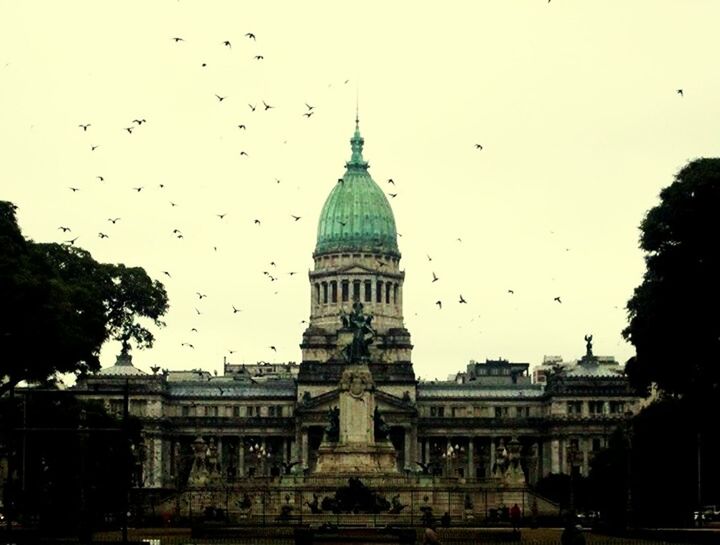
[[623, 158, 720, 399], [0, 201, 168, 395]]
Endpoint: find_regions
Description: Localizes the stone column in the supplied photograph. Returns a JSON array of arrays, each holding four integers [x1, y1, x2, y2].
[[217, 436, 223, 466], [301, 428, 309, 469], [467, 437, 474, 479], [403, 427, 412, 470], [261, 437, 267, 476], [238, 436, 245, 478], [550, 438, 560, 474], [581, 437, 589, 476], [489, 438, 496, 477], [423, 439, 430, 464]]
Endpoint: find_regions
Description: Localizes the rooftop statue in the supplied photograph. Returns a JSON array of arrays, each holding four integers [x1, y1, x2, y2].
[[340, 300, 376, 363], [584, 334, 594, 358]]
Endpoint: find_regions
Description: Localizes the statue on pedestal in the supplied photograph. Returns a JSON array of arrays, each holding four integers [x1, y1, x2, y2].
[[584, 334, 594, 358], [340, 300, 376, 363]]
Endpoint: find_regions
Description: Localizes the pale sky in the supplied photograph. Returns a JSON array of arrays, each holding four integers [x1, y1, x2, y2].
[[2, 1, 719, 380]]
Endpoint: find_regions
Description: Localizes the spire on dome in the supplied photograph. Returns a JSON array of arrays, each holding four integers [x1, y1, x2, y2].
[[346, 114, 368, 171]]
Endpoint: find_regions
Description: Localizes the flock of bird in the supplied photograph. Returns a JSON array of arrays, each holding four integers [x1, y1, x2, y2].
[[38, 18, 689, 369]]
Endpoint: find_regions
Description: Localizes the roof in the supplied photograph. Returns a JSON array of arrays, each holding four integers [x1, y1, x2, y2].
[[167, 378, 296, 398], [417, 383, 545, 399], [97, 353, 147, 377], [314, 119, 399, 257]]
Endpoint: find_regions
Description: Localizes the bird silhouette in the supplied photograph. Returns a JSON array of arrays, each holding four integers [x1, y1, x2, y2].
[[677, 89, 684, 97], [459, 295, 468, 304], [223, 40, 232, 48], [291, 215, 301, 221], [435, 300, 442, 309], [303, 111, 314, 118], [64, 237, 79, 245], [132, 119, 146, 125], [91, 145, 99, 151], [232, 305, 241, 314], [427, 254, 432, 261], [237, 124, 246, 129], [508, 289, 515, 294], [432, 272, 439, 283], [124, 127, 134, 134], [181, 343, 195, 349], [96, 176, 104, 181], [58, 226, 71, 232], [388, 179, 395, 185], [337, 178, 344, 184], [475, 144, 483, 150], [388, 193, 397, 198], [376, 260, 386, 267], [132, 187, 143, 192], [171, 37, 184, 42], [195, 308, 202, 315], [215, 94, 227, 102], [170, 201, 177, 207], [98, 232, 109, 239], [172, 229, 182, 234], [108, 217, 121, 224], [191, 328, 198, 333], [240, 151, 249, 156], [69, 187, 80, 192], [254, 55, 264, 60], [245, 33, 256, 40], [263, 101, 273, 110], [248, 104, 256, 112], [305, 103, 314, 110], [162, 271, 171, 278], [288, 272, 297, 276], [337, 220, 347, 227], [554, 296, 562, 304], [78, 124, 91, 131], [254, 219, 261, 225], [217, 213, 227, 219], [196, 292, 207, 299], [270, 346, 277, 351]]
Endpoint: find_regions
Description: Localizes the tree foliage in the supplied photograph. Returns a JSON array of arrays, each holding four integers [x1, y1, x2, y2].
[[623, 159, 720, 399], [0, 201, 168, 394]]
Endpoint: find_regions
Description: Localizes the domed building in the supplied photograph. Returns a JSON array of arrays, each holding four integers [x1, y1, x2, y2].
[[72, 119, 642, 522]]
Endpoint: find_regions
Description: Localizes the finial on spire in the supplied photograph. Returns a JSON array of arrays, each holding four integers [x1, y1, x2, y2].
[[346, 97, 368, 170]]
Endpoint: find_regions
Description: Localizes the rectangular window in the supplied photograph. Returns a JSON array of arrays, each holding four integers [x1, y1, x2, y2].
[[205, 406, 218, 417], [233, 406, 240, 417], [517, 406, 530, 418], [182, 405, 190, 417], [376, 281, 383, 303], [386, 283, 391, 304], [589, 401, 604, 415], [567, 401, 583, 415], [364, 280, 372, 302], [342, 280, 349, 302], [430, 406, 445, 417], [353, 280, 361, 301], [268, 406, 276, 417], [331, 281, 337, 303], [322, 283, 328, 304]]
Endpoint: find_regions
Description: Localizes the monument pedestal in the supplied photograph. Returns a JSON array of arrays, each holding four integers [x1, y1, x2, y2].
[[315, 441, 397, 474]]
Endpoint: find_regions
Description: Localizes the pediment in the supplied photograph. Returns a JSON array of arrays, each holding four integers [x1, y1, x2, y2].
[[337, 264, 377, 274]]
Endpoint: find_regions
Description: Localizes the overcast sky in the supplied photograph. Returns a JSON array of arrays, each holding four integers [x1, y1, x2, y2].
[[2, 1, 719, 380]]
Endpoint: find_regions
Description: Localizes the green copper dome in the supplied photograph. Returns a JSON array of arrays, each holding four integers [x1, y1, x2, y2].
[[315, 120, 399, 257]]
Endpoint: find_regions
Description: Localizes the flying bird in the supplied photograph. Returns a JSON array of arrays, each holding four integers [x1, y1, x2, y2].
[[170, 201, 177, 207], [254, 55, 264, 60], [132, 187, 143, 192], [64, 237, 79, 245], [337, 178, 344, 184], [215, 94, 227, 102], [388, 179, 395, 185], [508, 289, 515, 294], [240, 151, 249, 156], [676, 89, 684, 97], [388, 193, 397, 198], [459, 295, 468, 304], [223, 40, 232, 48], [181, 343, 195, 349], [196, 292, 207, 299], [245, 32, 256, 40], [132, 119, 146, 125], [475, 144, 483, 150], [337, 220, 347, 227], [270, 346, 277, 351], [248, 104, 256, 112], [303, 111, 314, 118], [427, 254, 432, 261], [78, 124, 91, 131], [96, 176, 104, 182], [237, 124, 246, 129], [124, 127, 134, 134], [217, 213, 227, 219], [194, 308, 202, 315], [69, 187, 80, 192], [191, 328, 198, 332], [554, 296, 562, 304], [291, 215, 301, 221], [171, 37, 184, 42], [58, 226, 71, 232], [232, 305, 241, 314], [432, 272, 438, 283], [90, 145, 99, 151], [254, 219, 261, 225], [263, 101, 273, 110], [162, 271, 171, 278], [305, 103, 314, 110], [98, 232, 109, 239], [108, 217, 120, 224], [435, 300, 442, 309]]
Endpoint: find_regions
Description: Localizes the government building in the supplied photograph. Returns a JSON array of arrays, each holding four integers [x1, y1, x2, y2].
[[72, 119, 641, 521]]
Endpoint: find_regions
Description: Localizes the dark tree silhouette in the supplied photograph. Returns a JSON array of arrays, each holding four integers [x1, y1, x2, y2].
[[0, 201, 168, 395], [623, 159, 720, 399]]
